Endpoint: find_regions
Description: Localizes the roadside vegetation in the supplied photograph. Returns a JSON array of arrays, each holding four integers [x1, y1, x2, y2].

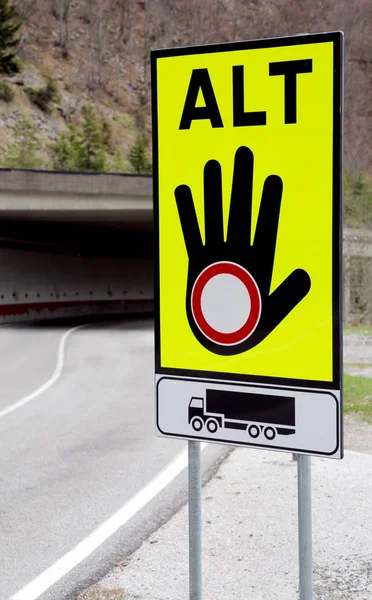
[[343, 324, 372, 423], [344, 173, 372, 228], [344, 373, 372, 423], [344, 324, 372, 337]]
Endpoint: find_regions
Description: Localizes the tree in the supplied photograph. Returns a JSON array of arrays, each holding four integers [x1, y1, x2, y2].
[[0, 0, 21, 75], [54, 0, 74, 58], [51, 127, 79, 170], [76, 104, 108, 170], [107, 148, 130, 173], [1, 116, 45, 169], [51, 104, 111, 172], [128, 135, 152, 174]]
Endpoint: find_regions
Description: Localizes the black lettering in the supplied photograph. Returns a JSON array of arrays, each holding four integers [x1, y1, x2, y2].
[[233, 66, 266, 127], [179, 69, 223, 129], [269, 59, 313, 124]]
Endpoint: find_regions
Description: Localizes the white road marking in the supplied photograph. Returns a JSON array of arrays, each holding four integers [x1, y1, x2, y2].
[[0, 324, 86, 420], [9, 442, 208, 600]]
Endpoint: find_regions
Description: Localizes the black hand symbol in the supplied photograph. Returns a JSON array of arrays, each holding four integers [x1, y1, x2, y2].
[[175, 146, 311, 356]]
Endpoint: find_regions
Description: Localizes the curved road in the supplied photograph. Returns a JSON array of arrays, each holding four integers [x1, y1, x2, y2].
[[0, 319, 227, 599]]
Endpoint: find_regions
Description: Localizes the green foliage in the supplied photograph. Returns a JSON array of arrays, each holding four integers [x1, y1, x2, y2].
[[0, 0, 21, 75], [52, 105, 112, 172], [127, 135, 152, 174], [26, 77, 61, 113], [0, 79, 14, 102], [116, 112, 136, 131], [51, 127, 79, 171], [1, 116, 45, 169], [344, 373, 372, 422], [52, 107, 151, 174], [74, 104, 107, 171], [344, 172, 372, 228], [101, 118, 112, 150], [107, 150, 130, 174]]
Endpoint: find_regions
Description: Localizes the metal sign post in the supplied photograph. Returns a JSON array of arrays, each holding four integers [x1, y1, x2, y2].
[[188, 441, 202, 600], [297, 454, 313, 600]]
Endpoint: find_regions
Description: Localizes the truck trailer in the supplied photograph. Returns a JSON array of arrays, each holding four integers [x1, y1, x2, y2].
[[188, 389, 296, 441]]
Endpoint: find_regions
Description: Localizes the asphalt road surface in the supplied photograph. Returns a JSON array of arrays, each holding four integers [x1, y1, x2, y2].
[[0, 318, 227, 600]]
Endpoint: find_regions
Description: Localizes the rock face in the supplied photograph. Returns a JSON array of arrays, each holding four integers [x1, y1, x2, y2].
[[0, 59, 138, 170], [1, 0, 371, 175]]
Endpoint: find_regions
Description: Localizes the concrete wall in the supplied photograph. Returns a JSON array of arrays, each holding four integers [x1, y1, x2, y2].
[[0, 246, 153, 323]]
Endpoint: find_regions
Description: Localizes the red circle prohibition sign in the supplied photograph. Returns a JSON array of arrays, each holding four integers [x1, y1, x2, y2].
[[191, 261, 262, 346]]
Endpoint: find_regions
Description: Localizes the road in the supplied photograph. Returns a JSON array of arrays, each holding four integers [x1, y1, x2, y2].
[[0, 318, 227, 600]]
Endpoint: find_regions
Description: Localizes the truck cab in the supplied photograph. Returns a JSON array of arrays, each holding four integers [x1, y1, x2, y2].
[[188, 396, 223, 434]]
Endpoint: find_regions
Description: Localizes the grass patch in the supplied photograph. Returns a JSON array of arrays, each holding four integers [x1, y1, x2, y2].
[[345, 363, 372, 368], [344, 373, 372, 422], [344, 324, 372, 336]]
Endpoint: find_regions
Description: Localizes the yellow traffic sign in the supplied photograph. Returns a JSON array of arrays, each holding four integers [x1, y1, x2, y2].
[[152, 32, 343, 457]]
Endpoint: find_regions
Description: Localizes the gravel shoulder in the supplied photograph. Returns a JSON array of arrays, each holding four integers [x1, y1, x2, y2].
[[80, 446, 372, 600], [344, 414, 372, 454], [78, 334, 372, 600]]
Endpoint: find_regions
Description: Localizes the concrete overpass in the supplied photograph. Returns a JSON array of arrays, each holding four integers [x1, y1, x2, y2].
[[0, 168, 152, 225], [0, 168, 153, 322]]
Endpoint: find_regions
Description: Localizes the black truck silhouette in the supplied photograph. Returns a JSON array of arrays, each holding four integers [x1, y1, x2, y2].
[[188, 389, 295, 441]]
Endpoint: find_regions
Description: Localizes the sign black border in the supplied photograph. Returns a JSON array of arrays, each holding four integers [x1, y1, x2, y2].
[[151, 32, 343, 395]]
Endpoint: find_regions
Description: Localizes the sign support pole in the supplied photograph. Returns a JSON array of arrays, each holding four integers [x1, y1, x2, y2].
[[297, 454, 313, 600], [188, 440, 202, 600]]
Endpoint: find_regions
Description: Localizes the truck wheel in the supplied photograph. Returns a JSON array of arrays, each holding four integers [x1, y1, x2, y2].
[[248, 424, 260, 439], [206, 418, 219, 434], [264, 426, 276, 440], [191, 417, 204, 432]]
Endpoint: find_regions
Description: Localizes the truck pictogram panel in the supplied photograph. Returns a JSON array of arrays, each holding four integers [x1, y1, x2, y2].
[[189, 389, 295, 441]]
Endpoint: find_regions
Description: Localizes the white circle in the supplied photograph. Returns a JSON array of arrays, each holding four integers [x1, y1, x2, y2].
[[200, 273, 251, 334]]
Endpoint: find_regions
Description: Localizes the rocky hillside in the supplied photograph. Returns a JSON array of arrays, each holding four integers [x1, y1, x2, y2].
[[0, 0, 370, 175]]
